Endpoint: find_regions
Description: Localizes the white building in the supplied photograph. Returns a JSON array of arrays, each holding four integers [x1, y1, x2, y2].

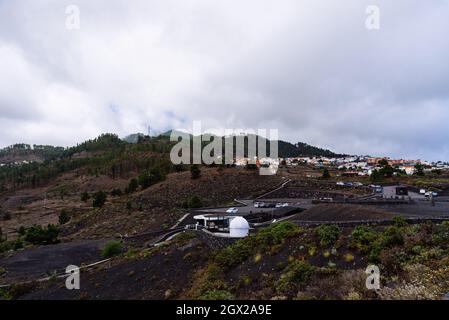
[[193, 214, 250, 238]]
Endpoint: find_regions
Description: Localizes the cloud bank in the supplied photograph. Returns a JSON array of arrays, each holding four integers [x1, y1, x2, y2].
[[1, 0, 449, 160]]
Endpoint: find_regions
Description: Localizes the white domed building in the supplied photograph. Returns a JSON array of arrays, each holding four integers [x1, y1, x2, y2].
[[229, 216, 250, 238], [192, 213, 250, 238]]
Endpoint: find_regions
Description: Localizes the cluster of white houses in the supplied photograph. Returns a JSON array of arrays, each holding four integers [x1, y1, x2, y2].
[[233, 155, 449, 177]]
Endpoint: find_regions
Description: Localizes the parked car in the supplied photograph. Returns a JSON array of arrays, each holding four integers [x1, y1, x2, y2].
[[275, 203, 289, 208], [370, 185, 383, 193], [226, 207, 239, 213]]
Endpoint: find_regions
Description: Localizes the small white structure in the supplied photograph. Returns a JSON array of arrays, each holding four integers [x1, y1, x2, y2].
[[229, 216, 250, 238]]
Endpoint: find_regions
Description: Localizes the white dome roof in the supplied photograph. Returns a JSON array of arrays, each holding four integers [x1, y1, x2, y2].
[[229, 216, 249, 238]]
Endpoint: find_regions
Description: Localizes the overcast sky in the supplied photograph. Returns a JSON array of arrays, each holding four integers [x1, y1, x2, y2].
[[1, 1, 449, 160]]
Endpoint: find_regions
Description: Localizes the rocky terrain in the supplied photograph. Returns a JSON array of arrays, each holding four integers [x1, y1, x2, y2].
[[1, 134, 449, 300], [3, 219, 449, 300]]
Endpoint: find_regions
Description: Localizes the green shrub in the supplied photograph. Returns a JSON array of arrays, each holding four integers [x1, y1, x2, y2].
[[214, 240, 252, 269], [58, 209, 71, 225], [101, 240, 122, 258], [126, 178, 138, 193], [4, 282, 35, 300], [92, 191, 107, 208], [276, 260, 315, 294], [0, 241, 12, 254], [368, 242, 383, 263], [173, 231, 197, 244], [254, 222, 301, 248], [238, 275, 253, 288], [124, 248, 140, 258], [433, 221, 449, 243], [214, 222, 301, 269], [24, 224, 59, 245], [138, 168, 166, 190], [381, 225, 404, 247], [411, 245, 423, 255], [350, 225, 378, 253], [316, 225, 341, 246], [13, 239, 23, 250], [392, 216, 407, 228], [1, 238, 24, 253], [416, 247, 445, 263], [357, 225, 405, 262], [188, 196, 203, 208], [138, 171, 152, 189]]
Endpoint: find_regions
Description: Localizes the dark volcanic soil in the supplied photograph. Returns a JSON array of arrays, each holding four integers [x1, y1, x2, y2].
[[0, 240, 106, 284], [19, 239, 210, 300]]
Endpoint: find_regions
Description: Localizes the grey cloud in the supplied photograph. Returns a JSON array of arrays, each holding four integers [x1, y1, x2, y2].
[[0, 0, 448, 160]]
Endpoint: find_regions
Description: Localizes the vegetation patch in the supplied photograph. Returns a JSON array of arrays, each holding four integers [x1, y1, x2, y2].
[[214, 222, 302, 269], [101, 240, 123, 258], [315, 225, 341, 246], [349, 225, 378, 254], [23, 225, 59, 245], [275, 260, 315, 295], [58, 209, 71, 225], [92, 191, 107, 208]]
